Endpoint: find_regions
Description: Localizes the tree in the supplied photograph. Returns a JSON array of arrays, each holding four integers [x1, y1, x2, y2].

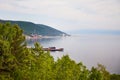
[[97, 64, 110, 80], [28, 42, 54, 80], [54, 55, 80, 80], [0, 22, 26, 62], [0, 22, 28, 80], [78, 62, 90, 80], [89, 67, 103, 80], [110, 74, 120, 80], [89, 64, 110, 80], [0, 39, 15, 80]]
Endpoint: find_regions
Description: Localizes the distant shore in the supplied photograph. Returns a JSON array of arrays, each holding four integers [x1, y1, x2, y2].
[[25, 34, 70, 40]]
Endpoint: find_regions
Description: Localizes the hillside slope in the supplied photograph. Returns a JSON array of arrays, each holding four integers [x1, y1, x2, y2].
[[0, 19, 68, 36]]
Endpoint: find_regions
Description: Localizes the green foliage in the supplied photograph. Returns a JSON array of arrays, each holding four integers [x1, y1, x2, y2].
[[0, 22, 119, 80], [110, 74, 120, 80], [96, 64, 110, 80], [89, 64, 110, 80], [89, 67, 103, 80], [54, 55, 80, 80], [0, 22, 28, 80], [28, 42, 54, 80], [78, 62, 90, 80]]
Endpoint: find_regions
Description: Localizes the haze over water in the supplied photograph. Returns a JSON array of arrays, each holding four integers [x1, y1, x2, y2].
[[27, 34, 120, 74]]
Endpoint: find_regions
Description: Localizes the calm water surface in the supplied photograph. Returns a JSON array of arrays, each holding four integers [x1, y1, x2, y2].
[[27, 34, 120, 74]]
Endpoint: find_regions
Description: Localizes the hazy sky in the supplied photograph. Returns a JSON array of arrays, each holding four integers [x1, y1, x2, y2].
[[0, 0, 120, 33]]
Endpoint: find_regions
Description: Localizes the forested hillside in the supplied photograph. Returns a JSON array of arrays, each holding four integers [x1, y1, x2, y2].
[[0, 23, 120, 80], [0, 19, 68, 36]]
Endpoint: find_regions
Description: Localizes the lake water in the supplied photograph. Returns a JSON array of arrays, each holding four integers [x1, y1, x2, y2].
[[27, 34, 120, 74]]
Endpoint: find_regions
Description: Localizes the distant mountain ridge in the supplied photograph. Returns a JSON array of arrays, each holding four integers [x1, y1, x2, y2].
[[0, 19, 68, 36]]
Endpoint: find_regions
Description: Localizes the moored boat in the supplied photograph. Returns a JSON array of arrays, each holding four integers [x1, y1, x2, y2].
[[43, 47, 64, 51]]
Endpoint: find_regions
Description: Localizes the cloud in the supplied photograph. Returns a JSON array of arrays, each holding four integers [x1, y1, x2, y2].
[[0, 0, 120, 32]]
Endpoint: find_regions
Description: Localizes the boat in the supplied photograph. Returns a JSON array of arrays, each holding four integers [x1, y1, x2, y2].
[[43, 47, 64, 51]]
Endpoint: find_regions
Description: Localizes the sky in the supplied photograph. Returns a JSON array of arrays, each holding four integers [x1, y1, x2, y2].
[[0, 0, 120, 33]]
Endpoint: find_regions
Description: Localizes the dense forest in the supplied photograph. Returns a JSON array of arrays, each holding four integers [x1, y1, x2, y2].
[[0, 22, 120, 80], [0, 19, 68, 36]]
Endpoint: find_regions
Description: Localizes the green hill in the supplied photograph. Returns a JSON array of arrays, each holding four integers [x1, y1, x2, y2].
[[0, 19, 68, 36]]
